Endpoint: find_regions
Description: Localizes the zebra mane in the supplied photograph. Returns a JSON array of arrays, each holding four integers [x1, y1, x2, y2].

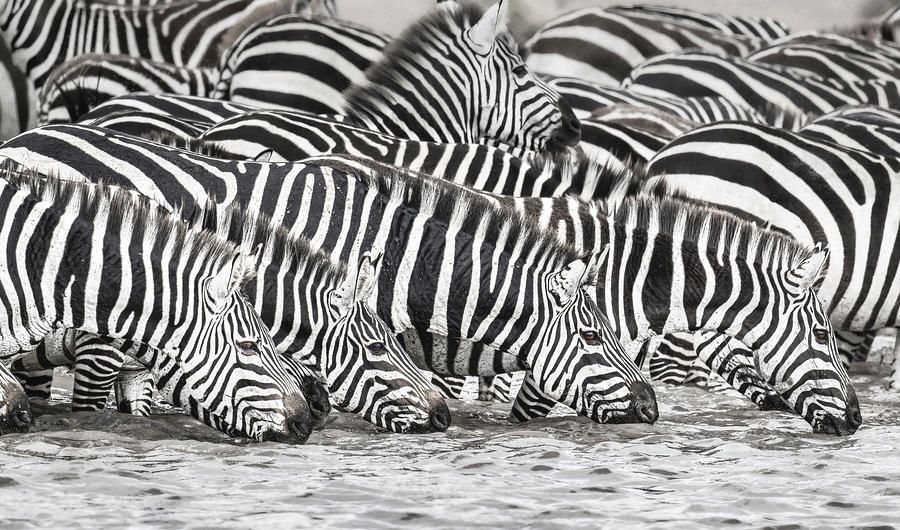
[[347, 163, 585, 269], [526, 150, 658, 204], [344, 1, 513, 115], [614, 193, 818, 270], [0, 161, 248, 281]]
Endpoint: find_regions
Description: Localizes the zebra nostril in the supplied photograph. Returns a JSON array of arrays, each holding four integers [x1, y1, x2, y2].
[[630, 381, 659, 424], [288, 414, 313, 441], [429, 403, 452, 432], [14, 403, 34, 428]]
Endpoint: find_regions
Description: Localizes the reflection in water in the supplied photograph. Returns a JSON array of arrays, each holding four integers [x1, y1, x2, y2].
[[0, 364, 898, 528]]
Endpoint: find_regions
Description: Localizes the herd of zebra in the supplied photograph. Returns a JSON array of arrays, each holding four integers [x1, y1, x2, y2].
[[1, 0, 899, 444]]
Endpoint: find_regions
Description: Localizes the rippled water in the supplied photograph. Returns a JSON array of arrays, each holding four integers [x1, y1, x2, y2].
[[1, 363, 899, 529]]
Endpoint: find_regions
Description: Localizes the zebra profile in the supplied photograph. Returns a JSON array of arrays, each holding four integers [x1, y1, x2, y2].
[[341, 0, 580, 153], [524, 6, 763, 86], [623, 51, 900, 118], [0, 123, 655, 425], [0, 362, 32, 434], [212, 13, 389, 115], [0, 164, 313, 442], [37, 54, 217, 125], [646, 120, 900, 393]]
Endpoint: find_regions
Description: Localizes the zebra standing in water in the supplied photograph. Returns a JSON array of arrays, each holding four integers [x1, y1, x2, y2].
[[0, 165, 313, 442], [646, 121, 900, 391], [309, 155, 857, 434], [13, 193, 449, 433], [524, 6, 766, 86], [0, 123, 656, 425]]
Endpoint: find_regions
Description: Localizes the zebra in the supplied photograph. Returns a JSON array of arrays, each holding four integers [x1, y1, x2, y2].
[[0, 164, 314, 443], [17, 206, 447, 433], [645, 120, 900, 393], [0, 0, 297, 87], [0, 123, 656, 425], [798, 105, 900, 158], [211, 13, 389, 115], [37, 54, 217, 125], [84, 110, 209, 143], [79, 93, 256, 127], [623, 51, 900, 119], [330, 153, 855, 434], [0, 362, 32, 435], [340, 0, 580, 153], [748, 32, 900, 84], [545, 77, 809, 130], [603, 5, 789, 40], [524, 6, 763, 87]]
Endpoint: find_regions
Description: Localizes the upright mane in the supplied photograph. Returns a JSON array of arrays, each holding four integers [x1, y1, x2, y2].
[[343, 2, 502, 117], [525, 150, 652, 205], [614, 194, 818, 270]]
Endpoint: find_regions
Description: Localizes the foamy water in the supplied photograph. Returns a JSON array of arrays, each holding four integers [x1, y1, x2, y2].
[[1, 363, 898, 529]]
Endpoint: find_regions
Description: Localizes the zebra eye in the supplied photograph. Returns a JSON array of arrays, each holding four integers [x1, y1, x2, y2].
[[580, 330, 600, 344], [813, 328, 829, 345], [512, 64, 528, 77], [237, 340, 260, 354], [367, 342, 387, 354]]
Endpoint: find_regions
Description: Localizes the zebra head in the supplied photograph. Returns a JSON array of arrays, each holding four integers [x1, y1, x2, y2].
[[0, 363, 33, 435], [749, 247, 860, 435], [345, 1, 580, 152], [169, 252, 315, 444], [323, 253, 451, 434], [461, 0, 581, 153], [532, 248, 658, 424]]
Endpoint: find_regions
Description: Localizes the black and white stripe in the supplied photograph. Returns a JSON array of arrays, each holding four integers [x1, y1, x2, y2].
[[0, 166, 312, 442], [0, 123, 653, 425]]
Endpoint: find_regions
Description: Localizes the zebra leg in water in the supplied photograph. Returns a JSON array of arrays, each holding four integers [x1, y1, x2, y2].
[[10, 328, 73, 402], [834, 330, 878, 367]]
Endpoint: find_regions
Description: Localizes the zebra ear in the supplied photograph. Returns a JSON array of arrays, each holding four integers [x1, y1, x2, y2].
[[253, 149, 273, 163], [547, 254, 592, 308], [354, 251, 382, 305], [583, 245, 610, 289], [467, 0, 510, 55], [207, 256, 246, 307], [789, 246, 829, 294]]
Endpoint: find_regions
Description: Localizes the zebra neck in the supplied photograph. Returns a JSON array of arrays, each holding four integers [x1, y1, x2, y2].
[[604, 217, 762, 349]]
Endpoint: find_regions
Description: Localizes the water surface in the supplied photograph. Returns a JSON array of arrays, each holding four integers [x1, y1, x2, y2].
[[1, 364, 898, 529]]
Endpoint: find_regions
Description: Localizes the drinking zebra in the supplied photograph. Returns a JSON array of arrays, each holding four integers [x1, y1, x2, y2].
[[0, 164, 313, 442], [645, 120, 900, 393], [0, 124, 655, 424], [524, 6, 764, 86]]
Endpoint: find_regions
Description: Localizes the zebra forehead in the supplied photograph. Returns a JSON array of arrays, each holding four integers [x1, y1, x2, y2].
[[352, 165, 584, 270], [614, 194, 818, 270]]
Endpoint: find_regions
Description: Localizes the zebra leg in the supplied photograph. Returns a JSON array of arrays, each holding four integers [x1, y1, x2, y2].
[[9, 328, 75, 401], [509, 372, 562, 422], [70, 334, 128, 412], [892, 329, 900, 391], [113, 366, 155, 417], [487, 373, 517, 402], [694, 332, 790, 412]]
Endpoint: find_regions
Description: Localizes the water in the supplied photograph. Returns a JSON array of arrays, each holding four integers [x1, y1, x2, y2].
[[1, 364, 898, 529]]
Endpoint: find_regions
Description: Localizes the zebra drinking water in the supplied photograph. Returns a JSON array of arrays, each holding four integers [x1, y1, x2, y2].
[[0, 165, 313, 442], [0, 362, 32, 435]]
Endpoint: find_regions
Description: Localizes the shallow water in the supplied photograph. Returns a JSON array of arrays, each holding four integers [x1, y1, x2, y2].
[[1, 364, 898, 529]]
